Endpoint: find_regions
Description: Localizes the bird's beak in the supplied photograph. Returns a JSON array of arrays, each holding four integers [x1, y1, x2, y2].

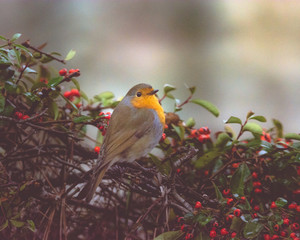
[[148, 89, 159, 95]]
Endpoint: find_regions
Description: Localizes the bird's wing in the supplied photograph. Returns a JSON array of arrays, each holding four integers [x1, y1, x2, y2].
[[101, 104, 155, 165]]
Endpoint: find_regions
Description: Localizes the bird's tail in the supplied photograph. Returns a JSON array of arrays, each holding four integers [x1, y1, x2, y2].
[[77, 163, 110, 202]]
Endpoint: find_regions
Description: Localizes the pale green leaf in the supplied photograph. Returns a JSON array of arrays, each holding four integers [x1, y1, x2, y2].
[[65, 49, 76, 61], [243, 122, 263, 135], [250, 115, 267, 122], [190, 99, 219, 117], [163, 84, 176, 94], [225, 116, 242, 125], [11, 33, 22, 42]]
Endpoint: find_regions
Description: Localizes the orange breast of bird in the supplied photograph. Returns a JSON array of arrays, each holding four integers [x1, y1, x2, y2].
[[130, 91, 165, 126]]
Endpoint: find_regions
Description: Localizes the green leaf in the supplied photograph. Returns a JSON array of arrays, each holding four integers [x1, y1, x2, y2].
[[225, 116, 242, 125], [10, 219, 25, 228], [13, 44, 33, 57], [230, 217, 244, 232], [230, 163, 251, 197], [65, 49, 76, 61], [0, 92, 5, 113], [243, 122, 263, 136], [149, 154, 171, 176], [275, 197, 287, 207], [73, 115, 93, 123], [194, 150, 222, 169], [273, 119, 283, 138], [243, 220, 264, 239], [171, 124, 185, 141], [215, 132, 231, 148], [196, 213, 212, 226], [185, 117, 195, 128], [94, 91, 114, 102], [163, 84, 176, 94], [27, 220, 35, 232], [13, 48, 21, 65], [11, 33, 22, 42], [166, 93, 175, 99], [0, 35, 7, 41], [284, 133, 300, 141], [190, 99, 219, 117], [71, 78, 81, 90], [154, 230, 184, 240], [49, 76, 63, 87], [0, 220, 8, 231], [212, 182, 224, 201], [250, 115, 267, 122], [49, 101, 59, 120]]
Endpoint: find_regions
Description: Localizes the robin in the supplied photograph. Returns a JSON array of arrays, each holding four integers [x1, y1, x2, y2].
[[78, 83, 165, 202]]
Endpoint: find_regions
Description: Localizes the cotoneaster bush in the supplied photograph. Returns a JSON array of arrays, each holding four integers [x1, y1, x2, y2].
[[0, 34, 300, 240]]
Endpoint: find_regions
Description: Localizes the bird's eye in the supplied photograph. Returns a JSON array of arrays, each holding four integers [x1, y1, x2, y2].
[[136, 92, 142, 97]]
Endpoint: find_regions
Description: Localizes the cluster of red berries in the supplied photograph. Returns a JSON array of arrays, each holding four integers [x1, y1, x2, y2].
[[63, 89, 81, 108], [189, 127, 211, 143], [97, 112, 111, 136], [261, 131, 292, 148], [14, 111, 30, 120], [59, 68, 80, 77]]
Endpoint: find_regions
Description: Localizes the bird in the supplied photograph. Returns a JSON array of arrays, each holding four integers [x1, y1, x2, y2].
[[78, 83, 165, 202]]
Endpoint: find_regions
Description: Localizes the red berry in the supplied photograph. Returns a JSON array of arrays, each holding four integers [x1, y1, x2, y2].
[[194, 201, 202, 209], [198, 135, 204, 142], [270, 201, 277, 209], [231, 232, 237, 238], [232, 163, 239, 168], [14, 111, 23, 119], [254, 188, 262, 193], [212, 221, 218, 228], [271, 235, 279, 240], [220, 228, 228, 236], [226, 214, 234, 222], [161, 133, 166, 141], [291, 223, 300, 231], [290, 233, 296, 238], [204, 170, 209, 176], [69, 68, 80, 76], [22, 115, 29, 120], [59, 68, 67, 76], [63, 91, 71, 98], [180, 224, 186, 232], [227, 198, 234, 206], [233, 209, 241, 217], [209, 230, 217, 238], [263, 234, 270, 240], [177, 216, 184, 223], [296, 205, 300, 212], [240, 196, 246, 202], [253, 181, 262, 187], [176, 168, 181, 174], [185, 233, 193, 240], [273, 224, 279, 232], [283, 218, 290, 226], [252, 213, 258, 218], [94, 146, 100, 153], [252, 172, 258, 179], [280, 231, 287, 237], [70, 89, 80, 97], [288, 202, 297, 209], [223, 189, 230, 196], [254, 205, 260, 211]]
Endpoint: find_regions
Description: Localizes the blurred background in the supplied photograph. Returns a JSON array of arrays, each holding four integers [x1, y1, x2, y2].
[[1, 1, 300, 138]]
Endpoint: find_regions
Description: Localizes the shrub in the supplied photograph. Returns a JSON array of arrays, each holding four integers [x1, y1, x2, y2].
[[0, 34, 299, 240]]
